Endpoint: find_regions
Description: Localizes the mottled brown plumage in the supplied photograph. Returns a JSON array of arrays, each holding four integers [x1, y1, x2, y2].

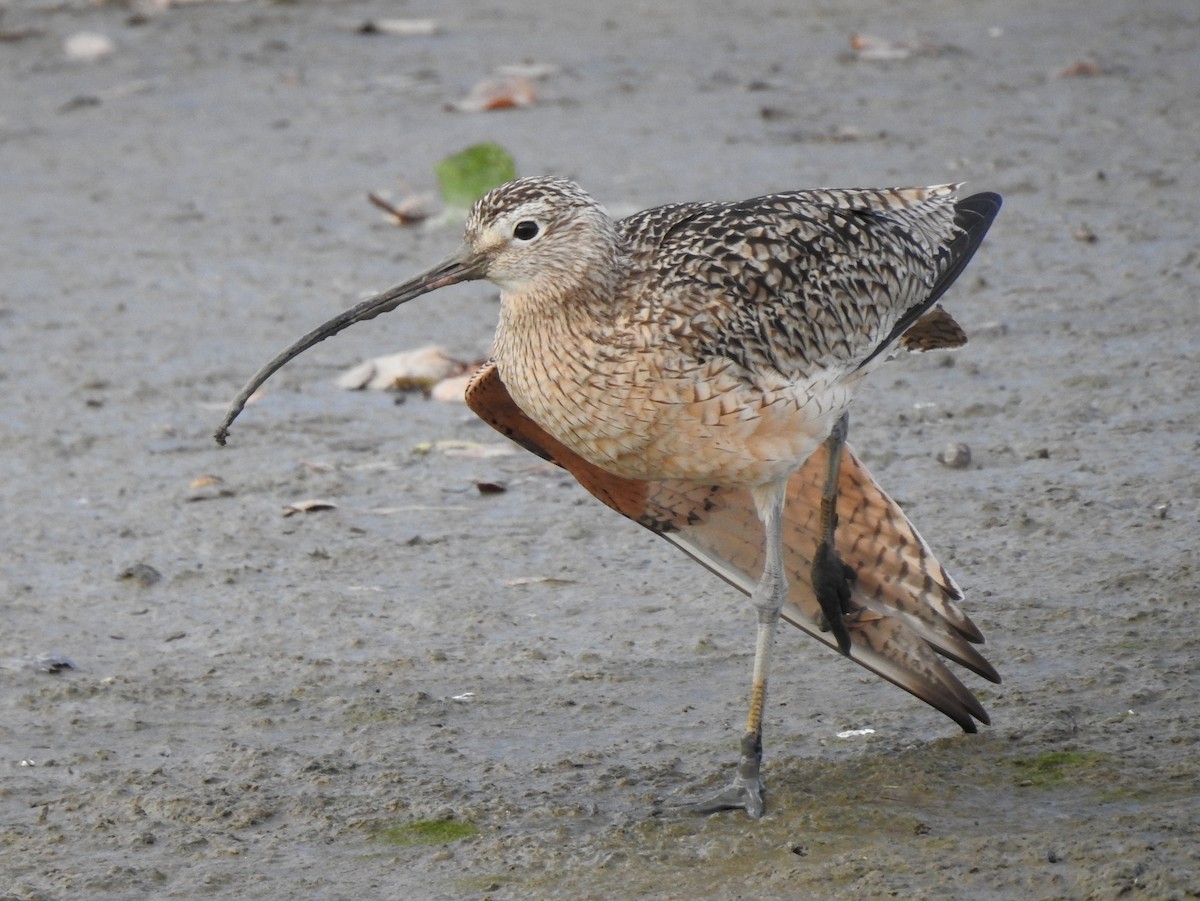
[[464, 361, 998, 732], [484, 179, 987, 488], [215, 176, 1002, 819]]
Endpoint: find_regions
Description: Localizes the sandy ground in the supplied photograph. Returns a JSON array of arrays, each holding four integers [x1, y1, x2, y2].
[[2, 0, 1199, 898]]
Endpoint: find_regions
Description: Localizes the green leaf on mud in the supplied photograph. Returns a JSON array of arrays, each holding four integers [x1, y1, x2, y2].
[[435, 143, 517, 208]]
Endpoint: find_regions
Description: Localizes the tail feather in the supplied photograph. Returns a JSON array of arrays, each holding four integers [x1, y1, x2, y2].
[[465, 361, 998, 731]]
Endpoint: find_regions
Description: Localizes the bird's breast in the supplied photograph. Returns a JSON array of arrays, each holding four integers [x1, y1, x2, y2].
[[494, 311, 859, 487]]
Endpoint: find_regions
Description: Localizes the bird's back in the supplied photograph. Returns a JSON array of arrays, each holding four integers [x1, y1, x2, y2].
[[615, 185, 998, 380], [493, 180, 999, 487]]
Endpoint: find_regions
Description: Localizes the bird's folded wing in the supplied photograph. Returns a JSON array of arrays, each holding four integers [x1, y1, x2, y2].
[[466, 361, 998, 732]]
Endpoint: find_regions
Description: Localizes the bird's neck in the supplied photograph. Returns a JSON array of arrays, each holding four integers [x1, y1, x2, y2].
[[493, 240, 629, 359]]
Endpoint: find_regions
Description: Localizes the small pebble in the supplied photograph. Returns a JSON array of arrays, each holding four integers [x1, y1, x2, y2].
[[64, 31, 115, 62], [937, 442, 972, 469], [119, 563, 162, 587]]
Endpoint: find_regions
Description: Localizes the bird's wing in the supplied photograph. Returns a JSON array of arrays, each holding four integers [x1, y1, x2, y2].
[[617, 187, 1000, 378], [466, 361, 998, 732]]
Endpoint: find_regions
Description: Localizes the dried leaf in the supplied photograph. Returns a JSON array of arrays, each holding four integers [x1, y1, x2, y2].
[[186, 473, 233, 502], [430, 372, 474, 403], [282, 499, 338, 517], [335, 346, 466, 392], [411, 440, 517, 459], [357, 19, 439, 36], [848, 31, 952, 61], [447, 75, 536, 113], [34, 652, 77, 674], [1058, 60, 1105, 78], [504, 576, 577, 588], [367, 191, 432, 226], [474, 481, 507, 495], [494, 62, 560, 80]]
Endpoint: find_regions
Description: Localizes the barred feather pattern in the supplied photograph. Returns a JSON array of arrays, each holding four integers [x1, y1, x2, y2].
[[466, 362, 998, 733]]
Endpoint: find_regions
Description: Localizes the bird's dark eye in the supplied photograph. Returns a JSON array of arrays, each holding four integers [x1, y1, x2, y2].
[[513, 220, 540, 241]]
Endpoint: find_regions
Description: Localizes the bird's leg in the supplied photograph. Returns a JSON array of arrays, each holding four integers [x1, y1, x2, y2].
[[657, 478, 790, 819], [811, 413, 855, 656]]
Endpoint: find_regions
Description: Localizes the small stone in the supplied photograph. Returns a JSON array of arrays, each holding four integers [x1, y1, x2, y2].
[[118, 563, 162, 587], [936, 442, 971, 469], [64, 31, 115, 62]]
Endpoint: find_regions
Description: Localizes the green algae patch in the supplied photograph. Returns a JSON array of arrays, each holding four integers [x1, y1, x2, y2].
[[374, 819, 479, 846], [1011, 750, 1106, 787]]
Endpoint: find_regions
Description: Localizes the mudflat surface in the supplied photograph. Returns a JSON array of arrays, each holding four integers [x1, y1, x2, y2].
[[2, 1, 1198, 898]]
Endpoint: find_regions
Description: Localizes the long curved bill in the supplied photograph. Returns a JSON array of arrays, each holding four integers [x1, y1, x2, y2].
[[214, 248, 485, 445]]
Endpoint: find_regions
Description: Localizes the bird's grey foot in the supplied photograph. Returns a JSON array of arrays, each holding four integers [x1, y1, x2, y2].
[[812, 538, 856, 655], [654, 731, 765, 819]]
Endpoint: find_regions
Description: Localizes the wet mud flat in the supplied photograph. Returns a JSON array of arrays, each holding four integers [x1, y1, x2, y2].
[[2, 0, 1198, 898]]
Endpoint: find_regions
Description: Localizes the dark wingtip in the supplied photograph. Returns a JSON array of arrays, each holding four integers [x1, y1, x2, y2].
[[955, 191, 1003, 235]]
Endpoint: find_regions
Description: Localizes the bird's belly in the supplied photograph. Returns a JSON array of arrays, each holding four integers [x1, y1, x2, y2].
[[499, 353, 858, 487]]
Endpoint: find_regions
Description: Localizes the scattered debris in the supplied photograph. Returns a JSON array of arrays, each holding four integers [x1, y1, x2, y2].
[[367, 191, 432, 226], [771, 126, 886, 145], [186, 474, 232, 502], [1058, 60, 1105, 78], [282, 499, 338, 517], [64, 31, 116, 62], [412, 440, 517, 459], [494, 61, 561, 80], [847, 32, 953, 61], [446, 74, 536, 113], [0, 28, 42, 42], [335, 346, 468, 392], [504, 576, 577, 588], [429, 371, 474, 403], [59, 96, 102, 113], [937, 442, 972, 469], [118, 563, 162, 588], [836, 727, 876, 739], [356, 19, 439, 37], [34, 652, 77, 674]]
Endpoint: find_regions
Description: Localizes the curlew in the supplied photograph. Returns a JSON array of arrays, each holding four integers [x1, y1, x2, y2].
[[216, 176, 1002, 818]]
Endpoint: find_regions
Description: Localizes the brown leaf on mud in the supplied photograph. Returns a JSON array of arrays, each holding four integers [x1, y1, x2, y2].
[[282, 499, 338, 517], [429, 371, 475, 403], [335, 346, 468, 392], [447, 74, 536, 112], [1058, 60, 1105, 77], [848, 31, 953, 61], [367, 191, 432, 226], [187, 473, 233, 502]]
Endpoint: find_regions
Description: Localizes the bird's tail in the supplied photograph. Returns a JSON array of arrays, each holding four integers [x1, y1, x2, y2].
[[466, 361, 998, 732]]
